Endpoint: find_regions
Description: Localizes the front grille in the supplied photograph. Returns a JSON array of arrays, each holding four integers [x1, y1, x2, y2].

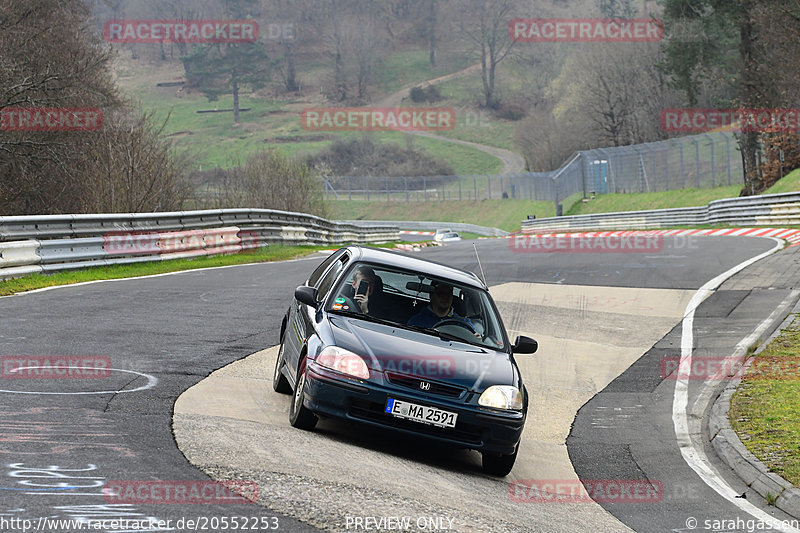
[[349, 399, 483, 445], [386, 372, 465, 398]]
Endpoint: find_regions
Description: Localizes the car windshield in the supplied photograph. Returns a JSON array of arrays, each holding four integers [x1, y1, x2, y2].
[[328, 262, 507, 350]]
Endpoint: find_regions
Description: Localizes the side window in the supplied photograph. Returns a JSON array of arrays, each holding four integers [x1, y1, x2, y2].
[[307, 250, 343, 287], [316, 255, 348, 301]]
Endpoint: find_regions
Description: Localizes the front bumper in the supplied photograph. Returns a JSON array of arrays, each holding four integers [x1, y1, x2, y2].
[[303, 361, 525, 455]]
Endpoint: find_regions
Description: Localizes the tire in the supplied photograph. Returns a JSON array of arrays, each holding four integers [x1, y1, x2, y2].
[[272, 339, 292, 394], [289, 357, 318, 430], [482, 445, 518, 476]]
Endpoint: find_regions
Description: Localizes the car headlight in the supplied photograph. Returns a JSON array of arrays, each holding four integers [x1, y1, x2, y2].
[[478, 385, 524, 410], [317, 346, 370, 380]]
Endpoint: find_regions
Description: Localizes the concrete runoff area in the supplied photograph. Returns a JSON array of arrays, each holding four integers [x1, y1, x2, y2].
[[174, 282, 695, 532]]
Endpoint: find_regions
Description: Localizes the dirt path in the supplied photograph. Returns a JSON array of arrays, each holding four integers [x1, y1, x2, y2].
[[376, 64, 526, 175]]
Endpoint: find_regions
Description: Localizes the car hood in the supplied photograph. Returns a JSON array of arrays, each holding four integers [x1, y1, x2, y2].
[[327, 315, 518, 391]]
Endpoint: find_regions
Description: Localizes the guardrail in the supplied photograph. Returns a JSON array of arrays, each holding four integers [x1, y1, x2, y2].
[[0, 209, 398, 281], [339, 220, 509, 237], [521, 192, 800, 233]]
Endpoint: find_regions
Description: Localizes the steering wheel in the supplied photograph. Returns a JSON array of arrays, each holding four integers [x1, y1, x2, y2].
[[433, 317, 477, 335]]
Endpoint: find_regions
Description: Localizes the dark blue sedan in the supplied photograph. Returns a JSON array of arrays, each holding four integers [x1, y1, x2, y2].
[[272, 246, 538, 476]]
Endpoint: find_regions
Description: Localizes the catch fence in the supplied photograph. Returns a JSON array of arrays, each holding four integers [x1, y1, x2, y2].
[[323, 132, 742, 209]]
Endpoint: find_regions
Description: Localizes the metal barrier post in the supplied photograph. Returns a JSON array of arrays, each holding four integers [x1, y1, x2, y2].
[[694, 137, 701, 188], [725, 134, 732, 186], [680, 142, 686, 189]]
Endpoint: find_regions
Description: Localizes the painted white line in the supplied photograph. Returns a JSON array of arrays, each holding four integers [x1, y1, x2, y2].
[[672, 237, 800, 532], [698, 289, 799, 391], [0, 367, 158, 395]]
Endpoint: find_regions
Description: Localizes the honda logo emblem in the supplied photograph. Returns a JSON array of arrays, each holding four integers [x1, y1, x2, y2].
[[419, 381, 431, 391]]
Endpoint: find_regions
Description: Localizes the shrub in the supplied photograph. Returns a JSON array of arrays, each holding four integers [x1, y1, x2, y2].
[[409, 85, 442, 103]]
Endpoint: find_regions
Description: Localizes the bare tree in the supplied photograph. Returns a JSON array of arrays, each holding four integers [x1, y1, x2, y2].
[[0, 0, 189, 214], [0, 0, 119, 213], [457, 0, 519, 108], [142, 0, 215, 59], [350, 16, 385, 100], [79, 110, 188, 213], [551, 43, 675, 147], [208, 151, 327, 217], [515, 103, 595, 172]]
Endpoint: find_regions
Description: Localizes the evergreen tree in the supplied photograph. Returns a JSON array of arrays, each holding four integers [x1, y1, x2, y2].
[[182, 38, 272, 125]]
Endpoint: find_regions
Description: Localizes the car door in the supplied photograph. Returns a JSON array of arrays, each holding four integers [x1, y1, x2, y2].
[[284, 250, 350, 380]]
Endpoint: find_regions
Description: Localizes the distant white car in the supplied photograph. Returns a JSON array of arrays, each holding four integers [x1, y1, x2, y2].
[[439, 232, 462, 243], [433, 228, 453, 241]]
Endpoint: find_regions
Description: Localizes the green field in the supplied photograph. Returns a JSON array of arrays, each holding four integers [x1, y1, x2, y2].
[[764, 169, 800, 194], [328, 198, 565, 233], [115, 55, 507, 174], [372, 49, 473, 94], [415, 74, 519, 152], [565, 186, 743, 216]]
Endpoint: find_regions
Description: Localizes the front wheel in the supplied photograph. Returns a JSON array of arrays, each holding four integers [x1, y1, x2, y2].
[[272, 339, 292, 394], [289, 358, 318, 430], [482, 445, 518, 476]]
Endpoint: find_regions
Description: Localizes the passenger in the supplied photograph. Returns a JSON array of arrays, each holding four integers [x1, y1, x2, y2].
[[341, 265, 377, 314]]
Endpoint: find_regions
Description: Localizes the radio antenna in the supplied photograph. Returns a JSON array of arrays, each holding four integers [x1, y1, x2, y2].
[[473, 243, 487, 288]]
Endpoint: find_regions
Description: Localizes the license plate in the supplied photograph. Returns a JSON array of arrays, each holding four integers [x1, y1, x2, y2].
[[385, 398, 457, 428]]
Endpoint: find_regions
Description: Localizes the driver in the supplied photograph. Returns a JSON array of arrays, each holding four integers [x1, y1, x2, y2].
[[341, 265, 377, 314], [408, 281, 474, 330]]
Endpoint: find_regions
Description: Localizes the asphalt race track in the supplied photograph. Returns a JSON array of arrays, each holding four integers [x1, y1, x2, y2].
[[2, 236, 799, 532]]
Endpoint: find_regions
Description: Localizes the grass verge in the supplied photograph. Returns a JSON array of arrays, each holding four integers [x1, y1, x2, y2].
[[565, 186, 743, 216], [327, 198, 562, 233], [729, 316, 800, 487], [0, 245, 328, 297], [765, 169, 800, 195]]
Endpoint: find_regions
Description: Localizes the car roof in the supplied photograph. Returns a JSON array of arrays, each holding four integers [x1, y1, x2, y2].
[[342, 246, 486, 290]]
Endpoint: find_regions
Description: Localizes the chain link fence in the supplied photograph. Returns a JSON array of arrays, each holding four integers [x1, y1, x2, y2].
[[323, 132, 742, 208]]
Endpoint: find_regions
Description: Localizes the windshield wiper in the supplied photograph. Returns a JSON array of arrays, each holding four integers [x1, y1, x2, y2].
[[328, 309, 400, 328]]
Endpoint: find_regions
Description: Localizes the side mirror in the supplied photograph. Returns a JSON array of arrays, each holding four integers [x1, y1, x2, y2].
[[512, 335, 538, 354], [295, 285, 319, 309]]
